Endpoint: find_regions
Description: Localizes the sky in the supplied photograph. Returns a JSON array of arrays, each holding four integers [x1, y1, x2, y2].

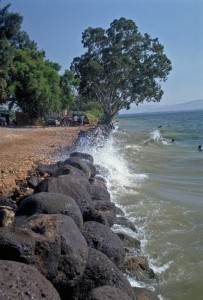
[[1, 0, 203, 106]]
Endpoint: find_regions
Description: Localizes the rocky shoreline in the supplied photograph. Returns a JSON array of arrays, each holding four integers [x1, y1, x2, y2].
[[0, 125, 159, 300]]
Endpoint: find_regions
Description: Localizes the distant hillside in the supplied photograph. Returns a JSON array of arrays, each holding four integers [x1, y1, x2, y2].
[[119, 99, 203, 114]]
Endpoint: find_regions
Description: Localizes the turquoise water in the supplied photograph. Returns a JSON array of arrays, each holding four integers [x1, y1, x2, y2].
[[87, 110, 203, 300]]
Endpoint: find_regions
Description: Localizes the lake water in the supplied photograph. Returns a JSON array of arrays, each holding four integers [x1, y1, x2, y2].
[[85, 110, 203, 300]]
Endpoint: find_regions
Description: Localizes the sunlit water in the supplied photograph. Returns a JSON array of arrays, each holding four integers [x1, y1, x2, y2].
[[59, 110, 203, 300]]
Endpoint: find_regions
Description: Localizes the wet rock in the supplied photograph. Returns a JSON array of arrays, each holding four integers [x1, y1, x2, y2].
[[83, 221, 125, 266], [63, 156, 91, 179], [15, 192, 83, 230], [34, 175, 93, 220], [122, 256, 155, 281], [93, 200, 117, 227], [0, 260, 60, 300], [87, 285, 133, 300], [91, 184, 111, 202], [115, 216, 138, 232], [95, 164, 110, 177], [117, 232, 141, 255], [53, 164, 86, 178], [133, 287, 160, 300], [75, 248, 134, 300], [70, 151, 94, 163]]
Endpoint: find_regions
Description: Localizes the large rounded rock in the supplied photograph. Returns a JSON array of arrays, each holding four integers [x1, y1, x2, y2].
[[0, 260, 60, 300], [91, 184, 111, 201], [93, 200, 117, 227], [15, 192, 83, 230], [115, 216, 137, 232], [0, 196, 17, 209], [0, 226, 35, 263], [34, 175, 93, 220], [75, 248, 134, 300], [83, 221, 125, 266], [63, 156, 91, 179], [117, 233, 141, 257], [53, 164, 87, 178], [70, 151, 94, 163], [37, 161, 63, 176], [19, 214, 88, 292], [87, 285, 133, 300]]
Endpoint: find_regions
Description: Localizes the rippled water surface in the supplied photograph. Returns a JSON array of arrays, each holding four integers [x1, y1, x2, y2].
[[62, 110, 203, 300], [95, 111, 202, 300]]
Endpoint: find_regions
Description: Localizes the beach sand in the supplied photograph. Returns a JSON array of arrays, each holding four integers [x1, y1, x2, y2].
[[0, 126, 82, 197]]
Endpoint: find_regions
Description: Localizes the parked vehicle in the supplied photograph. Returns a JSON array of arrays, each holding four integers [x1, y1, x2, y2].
[[0, 113, 6, 125], [46, 116, 60, 126]]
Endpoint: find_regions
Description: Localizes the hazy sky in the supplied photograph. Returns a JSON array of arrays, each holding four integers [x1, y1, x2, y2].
[[2, 0, 203, 106]]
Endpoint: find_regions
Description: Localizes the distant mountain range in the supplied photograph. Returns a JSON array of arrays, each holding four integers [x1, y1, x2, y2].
[[119, 99, 203, 114]]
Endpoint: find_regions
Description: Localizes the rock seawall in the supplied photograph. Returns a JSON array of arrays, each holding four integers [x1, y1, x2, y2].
[[0, 125, 159, 300]]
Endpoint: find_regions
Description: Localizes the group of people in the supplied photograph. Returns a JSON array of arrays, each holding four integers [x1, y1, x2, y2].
[[60, 112, 88, 127]]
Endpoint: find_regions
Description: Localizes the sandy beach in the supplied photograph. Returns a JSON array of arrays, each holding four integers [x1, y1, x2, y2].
[[0, 126, 81, 197]]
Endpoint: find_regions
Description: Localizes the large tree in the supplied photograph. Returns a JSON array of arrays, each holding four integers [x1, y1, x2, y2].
[[0, 2, 22, 100], [60, 69, 80, 110], [7, 49, 62, 119], [71, 18, 172, 123]]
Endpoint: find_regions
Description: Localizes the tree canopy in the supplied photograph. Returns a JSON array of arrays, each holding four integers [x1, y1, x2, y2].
[[0, 2, 22, 100], [71, 17, 172, 123], [0, 2, 78, 121]]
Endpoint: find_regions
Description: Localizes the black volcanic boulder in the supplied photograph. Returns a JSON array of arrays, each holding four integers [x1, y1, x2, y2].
[[75, 248, 134, 300], [63, 156, 92, 179], [37, 161, 63, 176], [91, 183, 111, 201], [115, 216, 137, 233], [93, 200, 117, 227], [15, 192, 83, 230], [70, 151, 94, 163], [87, 285, 133, 300], [52, 164, 87, 178], [83, 221, 125, 266], [117, 233, 141, 257], [20, 214, 88, 293], [0, 260, 61, 300], [34, 175, 93, 220], [0, 226, 35, 264], [0, 196, 17, 209]]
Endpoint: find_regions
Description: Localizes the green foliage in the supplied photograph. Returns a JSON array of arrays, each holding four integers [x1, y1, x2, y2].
[[85, 112, 99, 125], [7, 49, 62, 119], [71, 17, 172, 123], [82, 101, 104, 121], [0, 2, 23, 100], [60, 69, 80, 110]]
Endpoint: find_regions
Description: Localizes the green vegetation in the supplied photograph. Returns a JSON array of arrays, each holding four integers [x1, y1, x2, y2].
[[0, 2, 78, 122], [0, 3, 172, 125], [71, 18, 172, 123]]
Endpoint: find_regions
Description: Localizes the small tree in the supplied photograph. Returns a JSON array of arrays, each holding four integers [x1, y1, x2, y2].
[[71, 18, 172, 123]]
